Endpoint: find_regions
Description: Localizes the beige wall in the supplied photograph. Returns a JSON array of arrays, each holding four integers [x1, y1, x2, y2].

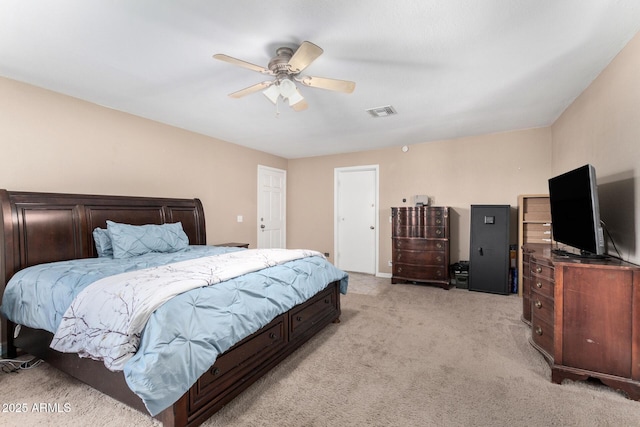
[[288, 128, 552, 274], [2, 30, 638, 273], [551, 31, 640, 264], [0, 77, 287, 248]]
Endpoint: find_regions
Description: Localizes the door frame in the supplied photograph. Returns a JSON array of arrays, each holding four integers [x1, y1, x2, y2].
[[257, 165, 286, 248], [334, 165, 379, 275]]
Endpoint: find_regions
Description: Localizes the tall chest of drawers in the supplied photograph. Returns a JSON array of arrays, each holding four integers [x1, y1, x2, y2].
[[391, 206, 450, 289]]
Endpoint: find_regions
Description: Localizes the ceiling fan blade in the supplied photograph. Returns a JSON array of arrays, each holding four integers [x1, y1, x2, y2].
[[291, 99, 308, 112], [298, 75, 355, 93], [213, 54, 272, 74], [228, 81, 273, 98], [287, 41, 323, 73]]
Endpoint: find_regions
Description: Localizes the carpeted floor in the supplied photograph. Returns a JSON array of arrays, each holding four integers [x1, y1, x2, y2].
[[2, 273, 640, 426]]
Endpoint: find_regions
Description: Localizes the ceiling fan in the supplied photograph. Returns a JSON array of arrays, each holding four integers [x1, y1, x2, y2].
[[213, 41, 355, 112]]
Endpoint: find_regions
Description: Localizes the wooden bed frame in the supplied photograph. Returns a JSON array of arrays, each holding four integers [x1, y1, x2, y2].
[[0, 189, 342, 427]]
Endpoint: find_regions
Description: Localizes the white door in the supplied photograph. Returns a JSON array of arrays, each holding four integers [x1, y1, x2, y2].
[[257, 165, 286, 249], [335, 166, 378, 274]]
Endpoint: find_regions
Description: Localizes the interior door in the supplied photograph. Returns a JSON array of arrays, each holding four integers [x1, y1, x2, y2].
[[335, 166, 378, 274], [257, 165, 286, 249]]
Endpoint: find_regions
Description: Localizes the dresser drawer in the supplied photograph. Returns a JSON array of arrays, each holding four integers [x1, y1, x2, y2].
[[393, 207, 447, 224], [394, 214, 447, 227], [290, 285, 338, 340], [393, 226, 447, 238], [530, 258, 554, 299], [531, 293, 553, 325], [395, 250, 446, 265], [522, 275, 532, 323], [393, 238, 447, 251], [393, 263, 447, 281], [190, 314, 287, 412], [521, 252, 532, 323], [531, 260, 554, 282], [531, 276, 554, 299], [531, 315, 554, 356]]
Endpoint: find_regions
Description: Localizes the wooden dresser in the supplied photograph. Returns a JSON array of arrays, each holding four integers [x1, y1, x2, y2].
[[524, 244, 640, 399], [391, 206, 450, 289]]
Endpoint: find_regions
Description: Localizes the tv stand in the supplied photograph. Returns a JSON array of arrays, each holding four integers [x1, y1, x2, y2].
[[524, 244, 640, 399]]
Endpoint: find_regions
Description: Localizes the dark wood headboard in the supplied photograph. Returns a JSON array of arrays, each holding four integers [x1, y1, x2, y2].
[[0, 189, 206, 305]]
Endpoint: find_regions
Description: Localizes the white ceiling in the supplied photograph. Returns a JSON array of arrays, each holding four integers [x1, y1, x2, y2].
[[2, 1, 640, 159]]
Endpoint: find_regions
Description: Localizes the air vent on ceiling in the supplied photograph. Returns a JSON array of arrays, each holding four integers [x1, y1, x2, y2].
[[366, 105, 397, 118]]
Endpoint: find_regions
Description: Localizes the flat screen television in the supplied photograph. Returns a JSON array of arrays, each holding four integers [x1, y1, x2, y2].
[[548, 164, 605, 257]]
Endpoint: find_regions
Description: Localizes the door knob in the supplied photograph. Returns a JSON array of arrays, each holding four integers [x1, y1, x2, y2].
[[260, 224, 265, 229], [370, 226, 374, 229]]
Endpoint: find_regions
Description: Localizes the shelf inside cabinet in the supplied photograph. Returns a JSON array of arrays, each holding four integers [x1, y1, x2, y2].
[[518, 194, 552, 302]]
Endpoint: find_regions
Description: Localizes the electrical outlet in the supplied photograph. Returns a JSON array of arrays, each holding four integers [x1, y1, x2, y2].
[[388, 260, 392, 267], [237, 215, 243, 223]]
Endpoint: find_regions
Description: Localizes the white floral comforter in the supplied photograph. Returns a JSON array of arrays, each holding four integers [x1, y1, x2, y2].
[[50, 248, 322, 371]]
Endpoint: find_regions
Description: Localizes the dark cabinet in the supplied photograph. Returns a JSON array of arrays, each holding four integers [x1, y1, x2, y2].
[[391, 206, 450, 289], [469, 205, 511, 294]]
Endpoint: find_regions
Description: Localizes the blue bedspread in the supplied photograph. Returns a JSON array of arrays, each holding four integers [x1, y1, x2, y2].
[[0, 246, 348, 415]]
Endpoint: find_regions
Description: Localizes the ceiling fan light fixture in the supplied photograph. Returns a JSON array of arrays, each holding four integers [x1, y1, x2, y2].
[[287, 88, 304, 106], [215, 41, 355, 112], [262, 84, 280, 104], [278, 78, 297, 97], [262, 78, 304, 107]]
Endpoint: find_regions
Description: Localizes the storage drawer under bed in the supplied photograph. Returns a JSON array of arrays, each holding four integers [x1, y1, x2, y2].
[[190, 314, 288, 413], [189, 283, 340, 416], [290, 284, 339, 340]]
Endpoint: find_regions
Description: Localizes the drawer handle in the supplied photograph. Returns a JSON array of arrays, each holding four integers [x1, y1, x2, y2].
[[436, 229, 442, 235], [534, 326, 543, 336], [436, 256, 442, 262], [397, 253, 402, 260], [269, 332, 277, 339], [398, 267, 403, 273], [436, 219, 442, 224], [534, 300, 542, 309], [536, 267, 542, 273], [436, 243, 442, 249], [211, 367, 220, 376], [536, 281, 542, 288], [296, 316, 303, 322]]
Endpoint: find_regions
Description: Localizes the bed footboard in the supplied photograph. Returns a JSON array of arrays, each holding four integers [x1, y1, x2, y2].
[[163, 280, 341, 427], [13, 280, 341, 427]]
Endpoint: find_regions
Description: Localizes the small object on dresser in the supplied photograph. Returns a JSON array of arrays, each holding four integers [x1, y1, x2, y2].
[[213, 242, 249, 248], [413, 195, 430, 206]]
